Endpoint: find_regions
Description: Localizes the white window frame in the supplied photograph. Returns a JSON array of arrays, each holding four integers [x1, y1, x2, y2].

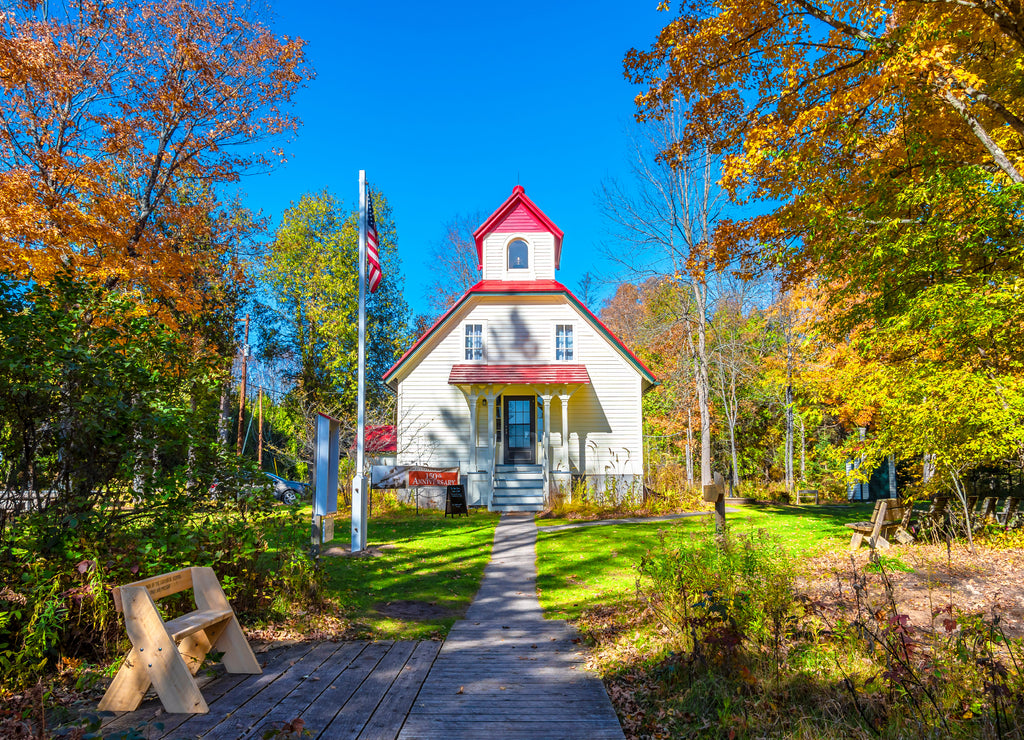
[[553, 322, 576, 362], [502, 235, 535, 280], [463, 321, 486, 362]]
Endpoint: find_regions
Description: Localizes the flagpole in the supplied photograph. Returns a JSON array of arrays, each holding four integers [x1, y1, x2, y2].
[[352, 170, 368, 553]]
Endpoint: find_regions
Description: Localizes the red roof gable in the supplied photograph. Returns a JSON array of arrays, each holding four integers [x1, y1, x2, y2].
[[472, 186, 564, 269], [448, 364, 591, 385], [382, 280, 657, 389]]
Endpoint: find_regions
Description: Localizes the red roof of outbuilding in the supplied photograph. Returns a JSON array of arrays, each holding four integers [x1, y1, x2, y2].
[[448, 364, 591, 385], [383, 280, 657, 389], [472, 186, 564, 269], [364, 425, 396, 453]]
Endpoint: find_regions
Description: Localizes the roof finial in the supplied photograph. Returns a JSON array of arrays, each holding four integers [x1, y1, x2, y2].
[[513, 184, 525, 195]]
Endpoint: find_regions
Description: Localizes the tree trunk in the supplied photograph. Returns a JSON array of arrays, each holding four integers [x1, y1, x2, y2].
[[729, 422, 740, 489], [784, 298, 795, 493], [218, 383, 230, 447], [799, 416, 806, 483], [685, 407, 694, 486], [693, 282, 712, 487]]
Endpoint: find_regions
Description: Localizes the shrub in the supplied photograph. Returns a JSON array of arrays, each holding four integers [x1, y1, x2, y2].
[[0, 492, 322, 691], [636, 524, 798, 678]]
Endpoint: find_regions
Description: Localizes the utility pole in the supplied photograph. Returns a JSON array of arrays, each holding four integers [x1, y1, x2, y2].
[[236, 314, 250, 456]]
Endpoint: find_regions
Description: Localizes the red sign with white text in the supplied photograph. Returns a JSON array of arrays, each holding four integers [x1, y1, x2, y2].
[[409, 470, 459, 486]]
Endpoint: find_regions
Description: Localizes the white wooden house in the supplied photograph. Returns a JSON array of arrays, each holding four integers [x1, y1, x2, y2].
[[383, 186, 657, 511]]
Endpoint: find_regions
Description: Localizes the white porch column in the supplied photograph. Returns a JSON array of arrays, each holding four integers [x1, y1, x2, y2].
[[485, 390, 499, 473], [541, 393, 552, 489], [559, 392, 570, 471], [465, 388, 480, 471]]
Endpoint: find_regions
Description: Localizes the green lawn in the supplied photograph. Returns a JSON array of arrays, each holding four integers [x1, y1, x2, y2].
[[315, 508, 499, 639], [536, 502, 870, 621]]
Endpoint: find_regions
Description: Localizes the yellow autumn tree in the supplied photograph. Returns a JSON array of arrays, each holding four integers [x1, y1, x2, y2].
[[627, 0, 1024, 365]]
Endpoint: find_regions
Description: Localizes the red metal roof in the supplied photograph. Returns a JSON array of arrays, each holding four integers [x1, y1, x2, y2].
[[364, 425, 396, 453], [472, 186, 564, 269], [382, 280, 658, 389], [448, 364, 591, 385]]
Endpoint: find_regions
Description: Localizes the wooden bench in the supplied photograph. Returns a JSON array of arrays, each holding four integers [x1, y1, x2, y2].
[[796, 489, 819, 505], [98, 566, 261, 714], [845, 498, 910, 552]]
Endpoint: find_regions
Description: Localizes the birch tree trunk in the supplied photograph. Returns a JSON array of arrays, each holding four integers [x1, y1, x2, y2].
[[693, 280, 712, 487], [685, 406, 694, 486]]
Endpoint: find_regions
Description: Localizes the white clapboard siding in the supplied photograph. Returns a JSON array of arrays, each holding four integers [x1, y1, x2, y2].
[[481, 232, 556, 281], [395, 294, 644, 479]]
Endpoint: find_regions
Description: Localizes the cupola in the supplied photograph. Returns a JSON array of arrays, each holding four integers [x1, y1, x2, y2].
[[472, 185, 564, 281]]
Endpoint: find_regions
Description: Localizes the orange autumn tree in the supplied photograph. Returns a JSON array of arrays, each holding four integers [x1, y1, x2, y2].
[[0, 0, 310, 313]]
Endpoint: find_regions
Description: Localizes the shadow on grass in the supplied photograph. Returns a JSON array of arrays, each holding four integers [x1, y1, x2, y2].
[[316, 509, 500, 639]]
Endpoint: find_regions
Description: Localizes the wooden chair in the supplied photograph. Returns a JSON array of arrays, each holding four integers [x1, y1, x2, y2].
[[845, 498, 910, 552], [98, 566, 261, 714], [977, 496, 999, 523], [998, 496, 1020, 527], [923, 496, 949, 525]]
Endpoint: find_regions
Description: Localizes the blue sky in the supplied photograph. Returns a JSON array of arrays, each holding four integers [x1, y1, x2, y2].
[[234, 0, 668, 319]]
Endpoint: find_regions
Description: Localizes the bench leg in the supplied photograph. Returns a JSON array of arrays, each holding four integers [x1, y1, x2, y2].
[[850, 532, 864, 552], [178, 626, 217, 676], [98, 648, 150, 713], [120, 586, 209, 714], [191, 568, 261, 674]]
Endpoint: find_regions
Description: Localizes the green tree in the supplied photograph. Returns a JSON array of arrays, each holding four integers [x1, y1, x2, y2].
[[0, 272, 232, 542], [259, 188, 411, 420]]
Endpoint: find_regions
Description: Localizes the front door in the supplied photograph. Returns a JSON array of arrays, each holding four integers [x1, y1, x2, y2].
[[503, 396, 535, 464]]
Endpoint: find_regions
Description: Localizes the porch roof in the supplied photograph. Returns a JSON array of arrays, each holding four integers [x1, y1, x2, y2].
[[448, 364, 591, 385]]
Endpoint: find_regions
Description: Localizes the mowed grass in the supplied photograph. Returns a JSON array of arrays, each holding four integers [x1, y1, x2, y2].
[[536, 503, 870, 621], [314, 508, 499, 639]]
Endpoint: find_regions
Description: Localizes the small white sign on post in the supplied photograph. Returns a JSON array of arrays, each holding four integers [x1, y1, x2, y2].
[[312, 412, 341, 559]]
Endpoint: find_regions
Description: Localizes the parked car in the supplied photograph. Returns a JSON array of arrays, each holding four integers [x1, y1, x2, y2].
[[208, 471, 308, 505], [263, 472, 309, 505]]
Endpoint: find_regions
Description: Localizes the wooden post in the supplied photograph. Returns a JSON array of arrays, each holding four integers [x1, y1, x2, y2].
[[235, 314, 249, 456], [703, 471, 726, 533], [713, 471, 726, 532]]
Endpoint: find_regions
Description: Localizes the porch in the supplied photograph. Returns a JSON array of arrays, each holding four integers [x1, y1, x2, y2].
[[449, 364, 589, 512]]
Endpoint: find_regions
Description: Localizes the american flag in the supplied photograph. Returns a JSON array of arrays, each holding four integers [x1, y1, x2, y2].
[[366, 194, 382, 293]]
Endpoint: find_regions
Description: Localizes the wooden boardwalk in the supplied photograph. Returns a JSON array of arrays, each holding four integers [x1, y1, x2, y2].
[[399, 514, 624, 740], [98, 515, 624, 739], [99, 639, 442, 739]]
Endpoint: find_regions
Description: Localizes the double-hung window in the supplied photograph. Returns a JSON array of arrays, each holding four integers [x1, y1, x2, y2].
[[555, 324, 574, 361], [465, 323, 484, 361]]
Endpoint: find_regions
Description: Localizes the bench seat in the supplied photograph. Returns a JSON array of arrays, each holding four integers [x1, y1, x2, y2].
[[164, 607, 234, 642]]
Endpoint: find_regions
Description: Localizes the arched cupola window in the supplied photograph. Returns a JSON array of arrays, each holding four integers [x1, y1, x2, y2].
[[507, 239, 529, 269]]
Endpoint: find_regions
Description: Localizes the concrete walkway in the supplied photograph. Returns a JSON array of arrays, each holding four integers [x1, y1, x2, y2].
[[536, 509, 733, 532], [398, 514, 625, 740]]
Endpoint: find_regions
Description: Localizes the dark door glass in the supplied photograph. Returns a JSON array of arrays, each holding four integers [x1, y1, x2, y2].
[[504, 396, 534, 464]]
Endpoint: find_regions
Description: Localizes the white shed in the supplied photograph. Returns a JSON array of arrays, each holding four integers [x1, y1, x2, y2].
[[383, 186, 657, 511]]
